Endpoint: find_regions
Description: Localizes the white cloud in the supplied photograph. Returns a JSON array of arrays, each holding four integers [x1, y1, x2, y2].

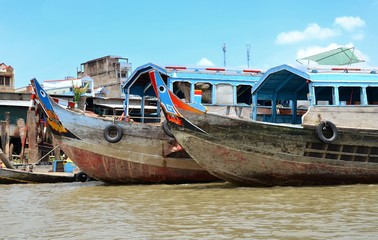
[[352, 32, 365, 41], [334, 16, 366, 31], [276, 23, 338, 45], [196, 57, 215, 66]]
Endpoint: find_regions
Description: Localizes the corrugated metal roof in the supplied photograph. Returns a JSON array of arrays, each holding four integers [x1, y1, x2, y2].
[[0, 100, 30, 107], [95, 103, 156, 110], [95, 103, 124, 109]]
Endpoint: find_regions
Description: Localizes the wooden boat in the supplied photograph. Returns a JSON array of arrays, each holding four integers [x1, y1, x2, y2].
[[0, 135, 78, 184], [30, 64, 260, 184], [149, 64, 378, 186], [0, 165, 75, 184], [31, 79, 218, 184]]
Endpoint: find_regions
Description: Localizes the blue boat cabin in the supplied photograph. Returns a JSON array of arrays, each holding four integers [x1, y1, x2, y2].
[[251, 64, 378, 124], [123, 63, 262, 122]]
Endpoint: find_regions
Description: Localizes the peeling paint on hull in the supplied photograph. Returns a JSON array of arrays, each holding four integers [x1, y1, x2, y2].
[[172, 109, 378, 187], [57, 139, 217, 184], [49, 101, 218, 184]]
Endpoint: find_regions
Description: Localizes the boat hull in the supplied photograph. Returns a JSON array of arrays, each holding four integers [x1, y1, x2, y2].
[[0, 167, 75, 184], [171, 109, 378, 186], [50, 101, 218, 184], [57, 138, 215, 184]]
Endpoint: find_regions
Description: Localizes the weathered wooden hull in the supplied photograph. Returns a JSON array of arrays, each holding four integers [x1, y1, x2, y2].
[[0, 168, 75, 184], [56, 140, 215, 184], [171, 109, 378, 186], [50, 101, 218, 184]]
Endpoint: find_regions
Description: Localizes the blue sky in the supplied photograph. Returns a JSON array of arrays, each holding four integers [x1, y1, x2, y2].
[[2, 0, 378, 88]]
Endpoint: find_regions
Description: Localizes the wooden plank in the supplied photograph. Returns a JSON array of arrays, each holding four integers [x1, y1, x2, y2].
[[0, 148, 14, 169], [52, 136, 61, 160], [4, 112, 10, 160], [0, 121, 5, 151], [26, 110, 39, 163], [17, 118, 27, 162]]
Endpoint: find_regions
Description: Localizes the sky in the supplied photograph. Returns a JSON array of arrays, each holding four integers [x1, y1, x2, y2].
[[2, 0, 378, 88]]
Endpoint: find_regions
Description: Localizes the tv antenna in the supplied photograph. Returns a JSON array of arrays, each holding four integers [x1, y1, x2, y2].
[[246, 43, 251, 68], [222, 43, 226, 67]]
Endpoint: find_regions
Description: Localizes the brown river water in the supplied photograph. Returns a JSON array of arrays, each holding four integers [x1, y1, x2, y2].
[[0, 181, 377, 239]]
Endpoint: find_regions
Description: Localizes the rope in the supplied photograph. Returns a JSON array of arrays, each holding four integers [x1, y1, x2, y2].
[[32, 145, 60, 166]]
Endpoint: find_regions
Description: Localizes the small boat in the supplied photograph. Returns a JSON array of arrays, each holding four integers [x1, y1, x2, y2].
[[0, 165, 75, 184], [150, 62, 378, 187], [0, 149, 79, 184]]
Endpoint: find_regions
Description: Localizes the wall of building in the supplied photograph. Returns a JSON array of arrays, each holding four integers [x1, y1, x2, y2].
[[77, 56, 132, 98], [0, 63, 15, 92]]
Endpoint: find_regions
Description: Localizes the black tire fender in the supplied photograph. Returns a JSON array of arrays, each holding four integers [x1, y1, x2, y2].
[[104, 124, 123, 143], [76, 171, 90, 182], [162, 120, 174, 138], [315, 121, 338, 144]]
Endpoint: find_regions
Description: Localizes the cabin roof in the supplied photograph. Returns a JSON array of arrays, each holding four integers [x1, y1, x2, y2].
[[122, 63, 167, 92], [308, 71, 378, 83], [252, 64, 378, 100], [123, 63, 261, 98], [252, 64, 309, 100]]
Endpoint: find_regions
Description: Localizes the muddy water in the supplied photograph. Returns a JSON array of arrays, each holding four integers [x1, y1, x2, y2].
[[1, 182, 377, 239]]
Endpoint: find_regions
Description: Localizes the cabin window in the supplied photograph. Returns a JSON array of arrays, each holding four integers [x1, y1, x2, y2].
[[173, 81, 191, 102], [195, 82, 212, 104], [367, 87, 378, 105], [314, 86, 334, 105], [259, 100, 272, 106], [215, 84, 234, 105], [237, 85, 252, 105], [339, 87, 361, 105]]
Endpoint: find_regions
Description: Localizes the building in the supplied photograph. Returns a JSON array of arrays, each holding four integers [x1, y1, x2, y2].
[[0, 92, 31, 161], [77, 56, 132, 98], [43, 76, 94, 96], [0, 63, 15, 92]]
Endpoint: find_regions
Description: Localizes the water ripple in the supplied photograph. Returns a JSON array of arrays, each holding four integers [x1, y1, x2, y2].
[[0, 182, 377, 239]]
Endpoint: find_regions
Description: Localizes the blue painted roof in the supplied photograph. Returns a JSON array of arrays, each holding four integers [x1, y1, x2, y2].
[[252, 64, 378, 98], [122, 62, 167, 91], [169, 70, 262, 86], [252, 64, 309, 99], [309, 72, 378, 83]]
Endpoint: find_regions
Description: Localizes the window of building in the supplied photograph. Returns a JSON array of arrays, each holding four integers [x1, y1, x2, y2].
[[5, 76, 10, 86]]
